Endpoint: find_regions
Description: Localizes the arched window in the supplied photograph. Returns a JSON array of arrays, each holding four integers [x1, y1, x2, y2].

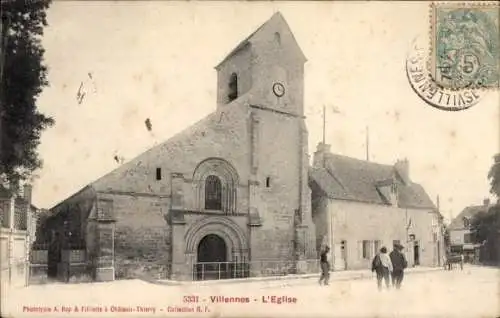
[[205, 175, 222, 210], [228, 73, 238, 102]]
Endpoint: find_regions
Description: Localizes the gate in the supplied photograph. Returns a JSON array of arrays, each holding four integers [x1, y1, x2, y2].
[[193, 262, 250, 281]]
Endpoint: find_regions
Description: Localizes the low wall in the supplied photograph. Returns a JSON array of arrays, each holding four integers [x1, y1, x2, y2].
[[1, 229, 29, 288]]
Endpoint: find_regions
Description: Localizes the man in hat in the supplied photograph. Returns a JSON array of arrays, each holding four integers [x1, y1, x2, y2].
[[318, 245, 330, 286], [389, 243, 408, 289]]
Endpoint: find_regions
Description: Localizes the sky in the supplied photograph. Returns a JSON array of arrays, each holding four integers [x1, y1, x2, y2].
[[33, 1, 499, 222]]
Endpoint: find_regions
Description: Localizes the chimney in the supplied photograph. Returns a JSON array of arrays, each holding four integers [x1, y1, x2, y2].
[[394, 158, 410, 185], [313, 142, 331, 167], [483, 198, 490, 207], [23, 184, 32, 206]]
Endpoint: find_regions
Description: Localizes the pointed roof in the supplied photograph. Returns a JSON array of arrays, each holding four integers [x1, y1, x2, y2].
[[215, 12, 306, 69]]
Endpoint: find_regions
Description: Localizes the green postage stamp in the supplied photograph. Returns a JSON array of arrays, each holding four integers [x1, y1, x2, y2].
[[431, 2, 499, 90]]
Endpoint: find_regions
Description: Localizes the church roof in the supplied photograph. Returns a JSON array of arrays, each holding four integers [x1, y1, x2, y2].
[[309, 154, 436, 209], [215, 12, 306, 69]]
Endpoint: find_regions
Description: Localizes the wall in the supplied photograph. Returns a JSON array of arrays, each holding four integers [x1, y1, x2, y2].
[[97, 192, 170, 280], [326, 200, 440, 270], [449, 229, 468, 245]]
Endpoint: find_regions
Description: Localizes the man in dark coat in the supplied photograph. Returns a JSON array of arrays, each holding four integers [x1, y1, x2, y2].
[[389, 243, 408, 289], [319, 245, 330, 286]]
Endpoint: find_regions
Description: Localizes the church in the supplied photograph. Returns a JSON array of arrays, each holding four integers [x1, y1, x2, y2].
[[36, 12, 442, 283], [38, 12, 318, 281]]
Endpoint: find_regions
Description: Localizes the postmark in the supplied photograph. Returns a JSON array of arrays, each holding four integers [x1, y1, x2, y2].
[[406, 35, 487, 111], [430, 2, 500, 90]]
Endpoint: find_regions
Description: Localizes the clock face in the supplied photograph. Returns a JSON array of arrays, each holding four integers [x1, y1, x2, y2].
[[272, 82, 285, 97]]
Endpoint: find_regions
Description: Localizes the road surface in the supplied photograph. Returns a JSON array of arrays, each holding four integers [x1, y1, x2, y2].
[[2, 265, 498, 318]]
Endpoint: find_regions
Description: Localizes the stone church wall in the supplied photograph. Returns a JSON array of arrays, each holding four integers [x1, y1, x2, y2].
[[97, 192, 171, 280]]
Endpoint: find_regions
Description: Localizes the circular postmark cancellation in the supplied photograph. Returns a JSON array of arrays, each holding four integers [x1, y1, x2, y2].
[[406, 36, 487, 111], [430, 2, 500, 90]]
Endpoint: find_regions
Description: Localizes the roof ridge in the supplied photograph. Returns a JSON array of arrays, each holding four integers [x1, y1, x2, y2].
[[329, 153, 394, 169]]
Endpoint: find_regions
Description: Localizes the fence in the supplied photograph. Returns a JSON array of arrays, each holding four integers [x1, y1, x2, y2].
[[192, 259, 320, 281], [29, 246, 49, 284], [28, 243, 91, 284]]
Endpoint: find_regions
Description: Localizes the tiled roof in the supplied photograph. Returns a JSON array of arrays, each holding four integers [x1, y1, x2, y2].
[[449, 205, 488, 230], [309, 154, 435, 209]]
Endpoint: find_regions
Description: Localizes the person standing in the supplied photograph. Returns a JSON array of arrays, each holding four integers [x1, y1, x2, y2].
[[389, 243, 408, 289], [371, 247, 393, 291], [319, 245, 330, 286]]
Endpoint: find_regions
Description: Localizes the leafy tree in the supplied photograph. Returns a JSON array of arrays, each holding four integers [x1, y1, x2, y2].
[[487, 154, 500, 198], [473, 154, 500, 264], [1, 0, 54, 192], [471, 205, 500, 264]]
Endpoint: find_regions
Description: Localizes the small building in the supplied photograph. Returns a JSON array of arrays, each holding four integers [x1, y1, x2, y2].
[[310, 143, 444, 270], [449, 199, 492, 261], [0, 184, 37, 288]]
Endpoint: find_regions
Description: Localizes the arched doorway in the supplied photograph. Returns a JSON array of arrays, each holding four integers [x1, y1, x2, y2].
[[196, 234, 227, 280], [198, 234, 227, 263]]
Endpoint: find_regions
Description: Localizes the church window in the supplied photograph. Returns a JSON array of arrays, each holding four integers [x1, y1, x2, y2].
[[205, 175, 222, 210], [266, 177, 271, 188], [156, 168, 162, 180], [228, 73, 238, 102]]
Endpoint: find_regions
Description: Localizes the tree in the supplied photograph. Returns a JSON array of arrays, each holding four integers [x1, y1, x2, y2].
[[471, 205, 500, 264], [1, 0, 54, 192], [473, 154, 500, 265], [487, 153, 500, 198]]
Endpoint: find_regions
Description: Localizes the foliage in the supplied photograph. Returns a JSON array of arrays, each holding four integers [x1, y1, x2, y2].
[[487, 154, 500, 198], [472, 205, 499, 244], [472, 205, 500, 264], [1, 0, 54, 191]]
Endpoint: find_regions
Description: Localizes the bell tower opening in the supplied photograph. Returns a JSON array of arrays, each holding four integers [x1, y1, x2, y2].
[[228, 73, 238, 103]]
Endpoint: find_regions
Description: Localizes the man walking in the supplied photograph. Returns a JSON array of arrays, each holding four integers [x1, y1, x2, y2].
[[372, 247, 393, 291], [389, 243, 408, 289], [318, 245, 330, 286]]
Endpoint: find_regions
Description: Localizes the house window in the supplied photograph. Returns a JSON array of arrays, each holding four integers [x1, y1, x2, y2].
[[266, 177, 271, 188], [464, 233, 472, 244], [156, 168, 162, 180], [205, 175, 222, 210], [362, 240, 371, 259], [463, 217, 470, 228], [228, 73, 238, 102], [374, 240, 382, 254], [391, 183, 397, 193]]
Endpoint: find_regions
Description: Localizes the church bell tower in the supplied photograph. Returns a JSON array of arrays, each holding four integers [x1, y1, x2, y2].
[[214, 12, 317, 266]]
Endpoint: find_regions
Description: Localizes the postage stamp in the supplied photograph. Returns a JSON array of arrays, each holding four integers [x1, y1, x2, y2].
[[430, 2, 500, 90]]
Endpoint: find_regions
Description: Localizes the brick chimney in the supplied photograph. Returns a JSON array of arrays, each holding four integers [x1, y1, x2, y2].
[[394, 158, 410, 185], [23, 184, 32, 206], [313, 142, 331, 167], [483, 198, 490, 207]]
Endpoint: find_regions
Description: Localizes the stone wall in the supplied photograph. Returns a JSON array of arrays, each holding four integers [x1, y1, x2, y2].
[[97, 192, 170, 280]]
